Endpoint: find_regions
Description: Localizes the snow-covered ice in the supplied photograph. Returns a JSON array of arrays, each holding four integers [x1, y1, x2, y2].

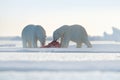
[[0, 40, 120, 80]]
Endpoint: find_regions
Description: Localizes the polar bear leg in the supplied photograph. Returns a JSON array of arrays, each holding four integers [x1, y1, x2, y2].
[[32, 42, 37, 48], [22, 40, 27, 48], [61, 37, 70, 48], [84, 40, 92, 48], [76, 42, 82, 48], [28, 41, 32, 48], [31, 40, 37, 48], [61, 41, 69, 48]]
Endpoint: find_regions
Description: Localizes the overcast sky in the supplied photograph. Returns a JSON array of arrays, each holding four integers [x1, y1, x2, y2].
[[0, 0, 120, 37]]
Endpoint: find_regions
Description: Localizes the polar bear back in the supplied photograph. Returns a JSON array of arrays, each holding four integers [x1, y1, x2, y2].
[[22, 24, 46, 48], [53, 25, 70, 41], [22, 25, 46, 38], [53, 24, 88, 42], [22, 25, 36, 41], [35, 25, 46, 42], [69, 25, 88, 42]]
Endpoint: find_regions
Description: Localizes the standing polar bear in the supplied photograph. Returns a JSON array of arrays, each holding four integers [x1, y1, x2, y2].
[[53, 24, 92, 48], [22, 24, 46, 48]]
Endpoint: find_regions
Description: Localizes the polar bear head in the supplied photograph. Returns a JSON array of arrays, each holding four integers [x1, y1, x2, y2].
[[35, 25, 46, 46], [53, 25, 69, 41]]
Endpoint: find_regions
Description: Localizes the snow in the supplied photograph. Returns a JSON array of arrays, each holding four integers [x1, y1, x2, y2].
[[0, 41, 120, 53], [0, 40, 120, 80], [0, 40, 120, 72], [0, 61, 120, 71], [0, 71, 120, 80]]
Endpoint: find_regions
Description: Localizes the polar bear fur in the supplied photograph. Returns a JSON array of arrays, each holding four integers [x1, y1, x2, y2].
[[53, 24, 92, 48], [22, 24, 46, 48]]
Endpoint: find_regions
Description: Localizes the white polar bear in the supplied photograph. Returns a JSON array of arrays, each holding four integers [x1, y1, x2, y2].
[[22, 24, 46, 48], [53, 24, 92, 48]]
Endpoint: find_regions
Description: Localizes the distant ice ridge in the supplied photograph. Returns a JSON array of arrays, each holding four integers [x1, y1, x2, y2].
[[103, 27, 120, 41], [90, 27, 120, 41], [0, 44, 16, 47], [0, 36, 21, 41], [0, 27, 120, 41]]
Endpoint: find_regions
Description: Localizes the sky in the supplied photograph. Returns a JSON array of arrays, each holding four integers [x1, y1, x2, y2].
[[0, 0, 120, 37]]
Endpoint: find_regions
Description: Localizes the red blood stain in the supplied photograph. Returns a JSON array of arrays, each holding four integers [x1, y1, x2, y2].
[[41, 41, 60, 48]]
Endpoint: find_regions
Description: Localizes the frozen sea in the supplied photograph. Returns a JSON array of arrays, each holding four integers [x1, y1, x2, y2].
[[0, 40, 120, 80]]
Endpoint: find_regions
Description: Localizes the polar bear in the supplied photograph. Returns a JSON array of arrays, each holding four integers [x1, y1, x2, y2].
[[22, 24, 46, 48], [53, 24, 92, 48]]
